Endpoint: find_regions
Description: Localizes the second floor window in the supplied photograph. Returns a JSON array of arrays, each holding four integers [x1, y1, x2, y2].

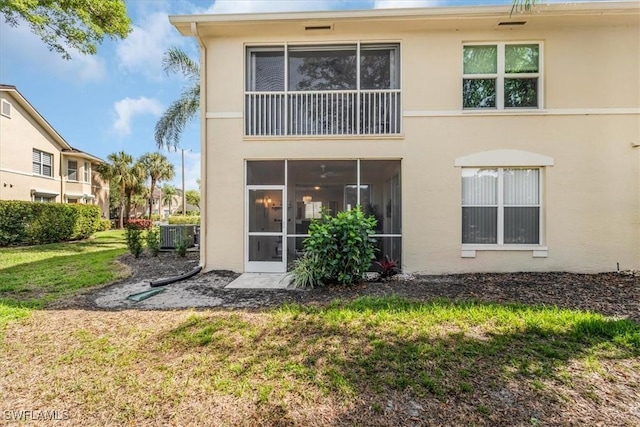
[[246, 43, 400, 136], [68, 160, 78, 181], [463, 42, 541, 110], [84, 161, 90, 183], [32, 149, 53, 177]]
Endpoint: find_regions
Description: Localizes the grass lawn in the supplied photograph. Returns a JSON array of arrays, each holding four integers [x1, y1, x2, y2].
[[1, 234, 639, 425], [0, 230, 128, 311]]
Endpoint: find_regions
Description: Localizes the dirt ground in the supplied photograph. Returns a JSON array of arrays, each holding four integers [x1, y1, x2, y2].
[[50, 251, 640, 322]]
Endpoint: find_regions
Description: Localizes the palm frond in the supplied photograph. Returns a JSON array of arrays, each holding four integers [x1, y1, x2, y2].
[[511, 0, 538, 16], [154, 84, 200, 151], [162, 46, 200, 82]]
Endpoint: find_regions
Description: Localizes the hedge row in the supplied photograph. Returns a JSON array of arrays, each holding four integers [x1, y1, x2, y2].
[[168, 215, 200, 225], [0, 201, 102, 246]]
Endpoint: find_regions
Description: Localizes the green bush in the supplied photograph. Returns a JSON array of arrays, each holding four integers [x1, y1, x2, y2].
[[295, 206, 377, 286], [168, 215, 200, 225], [125, 222, 144, 258], [289, 252, 323, 289], [0, 201, 102, 246], [174, 233, 191, 257], [97, 218, 111, 232], [145, 226, 161, 257]]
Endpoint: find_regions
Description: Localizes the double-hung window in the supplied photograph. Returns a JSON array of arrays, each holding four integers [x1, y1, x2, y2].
[[83, 161, 90, 183], [463, 42, 541, 109], [462, 168, 541, 245], [68, 160, 78, 181], [32, 149, 53, 177], [246, 43, 400, 136]]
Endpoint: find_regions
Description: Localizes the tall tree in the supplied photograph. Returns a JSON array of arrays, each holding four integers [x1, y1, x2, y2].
[[139, 152, 175, 219], [155, 47, 200, 151], [185, 189, 200, 210], [123, 163, 146, 220], [96, 152, 134, 229], [161, 184, 178, 215], [0, 0, 131, 60]]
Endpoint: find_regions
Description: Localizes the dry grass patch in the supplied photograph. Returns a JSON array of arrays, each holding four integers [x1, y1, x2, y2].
[[1, 297, 639, 426]]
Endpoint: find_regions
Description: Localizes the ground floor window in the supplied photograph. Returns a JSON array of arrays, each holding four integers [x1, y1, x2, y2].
[[246, 159, 401, 271], [462, 167, 540, 245]]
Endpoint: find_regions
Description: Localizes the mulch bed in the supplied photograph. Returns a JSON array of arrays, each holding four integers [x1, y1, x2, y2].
[[56, 252, 639, 322]]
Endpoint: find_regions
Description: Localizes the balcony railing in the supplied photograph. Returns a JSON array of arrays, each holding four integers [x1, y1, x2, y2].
[[245, 89, 401, 136]]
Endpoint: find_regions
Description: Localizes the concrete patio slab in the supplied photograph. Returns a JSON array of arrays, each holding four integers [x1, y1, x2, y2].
[[225, 273, 293, 289]]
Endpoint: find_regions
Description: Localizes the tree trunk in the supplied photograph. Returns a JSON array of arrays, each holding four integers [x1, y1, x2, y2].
[[118, 183, 125, 229], [148, 179, 156, 220]]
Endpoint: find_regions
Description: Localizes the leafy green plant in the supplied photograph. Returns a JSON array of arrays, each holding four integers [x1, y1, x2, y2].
[[374, 255, 400, 281], [297, 206, 377, 286], [289, 252, 323, 289], [97, 218, 111, 232], [174, 232, 192, 257], [125, 223, 144, 258], [145, 226, 161, 257]]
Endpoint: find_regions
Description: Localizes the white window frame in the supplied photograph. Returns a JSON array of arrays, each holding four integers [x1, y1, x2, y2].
[[462, 41, 543, 111], [32, 149, 53, 177], [462, 167, 541, 244], [1, 99, 11, 118], [83, 161, 91, 183], [455, 150, 553, 258], [67, 160, 78, 181]]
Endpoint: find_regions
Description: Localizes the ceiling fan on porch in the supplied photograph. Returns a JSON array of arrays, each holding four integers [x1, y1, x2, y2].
[[319, 164, 342, 179]]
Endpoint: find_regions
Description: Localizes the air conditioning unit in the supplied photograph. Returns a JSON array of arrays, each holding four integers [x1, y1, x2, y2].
[[159, 225, 196, 249]]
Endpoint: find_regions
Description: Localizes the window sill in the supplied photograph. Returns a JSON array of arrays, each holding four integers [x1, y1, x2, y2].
[[32, 174, 55, 180], [461, 245, 548, 258]]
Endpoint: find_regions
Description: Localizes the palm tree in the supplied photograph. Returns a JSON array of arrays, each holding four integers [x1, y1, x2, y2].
[[139, 152, 175, 219], [155, 47, 200, 151], [123, 165, 146, 219], [96, 151, 135, 229], [161, 184, 178, 216], [511, 0, 538, 15]]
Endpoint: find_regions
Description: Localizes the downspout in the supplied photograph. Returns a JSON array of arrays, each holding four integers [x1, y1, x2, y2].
[[191, 22, 208, 271], [60, 152, 64, 203]]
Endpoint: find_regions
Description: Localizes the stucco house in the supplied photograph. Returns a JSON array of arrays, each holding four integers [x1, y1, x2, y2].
[[0, 84, 109, 217], [169, 1, 640, 275]]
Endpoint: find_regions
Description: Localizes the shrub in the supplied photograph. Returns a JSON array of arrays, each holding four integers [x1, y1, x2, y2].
[[289, 252, 323, 289], [374, 255, 400, 280], [0, 201, 101, 246], [145, 226, 161, 257], [168, 215, 200, 225], [125, 223, 144, 258], [97, 218, 111, 232], [297, 206, 377, 286], [150, 214, 161, 221], [174, 232, 192, 257], [124, 218, 153, 230]]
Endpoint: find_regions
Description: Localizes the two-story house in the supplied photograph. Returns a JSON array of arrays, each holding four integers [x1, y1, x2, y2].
[[170, 1, 640, 274], [0, 85, 109, 216]]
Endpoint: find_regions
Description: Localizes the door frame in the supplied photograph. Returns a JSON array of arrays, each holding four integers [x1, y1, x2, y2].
[[245, 185, 287, 273]]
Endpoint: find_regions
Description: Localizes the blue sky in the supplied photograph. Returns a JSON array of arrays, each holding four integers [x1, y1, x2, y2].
[[0, 0, 592, 190]]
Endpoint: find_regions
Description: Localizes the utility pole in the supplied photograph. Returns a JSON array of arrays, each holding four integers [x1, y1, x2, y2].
[[181, 148, 186, 216]]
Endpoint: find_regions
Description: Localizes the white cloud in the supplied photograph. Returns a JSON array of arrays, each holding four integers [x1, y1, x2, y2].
[[113, 97, 164, 136], [0, 20, 106, 82], [115, 12, 185, 77]]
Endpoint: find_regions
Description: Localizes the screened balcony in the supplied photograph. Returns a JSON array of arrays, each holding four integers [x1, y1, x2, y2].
[[245, 44, 401, 137]]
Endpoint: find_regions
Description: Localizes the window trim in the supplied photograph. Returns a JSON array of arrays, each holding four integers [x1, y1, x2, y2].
[[32, 149, 53, 178], [83, 161, 91, 183], [67, 160, 78, 182], [455, 150, 553, 258], [462, 41, 544, 111]]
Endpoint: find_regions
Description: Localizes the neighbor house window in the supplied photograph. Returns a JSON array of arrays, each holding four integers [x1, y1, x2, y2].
[[34, 196, 55, 203], [32, 149, 53, 177], [463, 42, 541, 109], [462, 168, 540, 245], [84, 161, 90, 182], [1, 99, 11, 118], [246, 43, 400, 136], [67, 160, 78, 181]]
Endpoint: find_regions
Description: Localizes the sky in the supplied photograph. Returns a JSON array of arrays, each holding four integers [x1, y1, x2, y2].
[[0, 0, 599, 191]]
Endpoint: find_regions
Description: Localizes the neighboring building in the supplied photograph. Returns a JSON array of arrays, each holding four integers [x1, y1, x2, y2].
[[170, 2, 640, 274], [129, 188, 198, 219], [0, 85, 109, 217]]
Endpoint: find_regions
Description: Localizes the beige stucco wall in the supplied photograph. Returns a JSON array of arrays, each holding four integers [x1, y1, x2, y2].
[[197, 10, 640, 274], [0, 91, 63, 201]]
